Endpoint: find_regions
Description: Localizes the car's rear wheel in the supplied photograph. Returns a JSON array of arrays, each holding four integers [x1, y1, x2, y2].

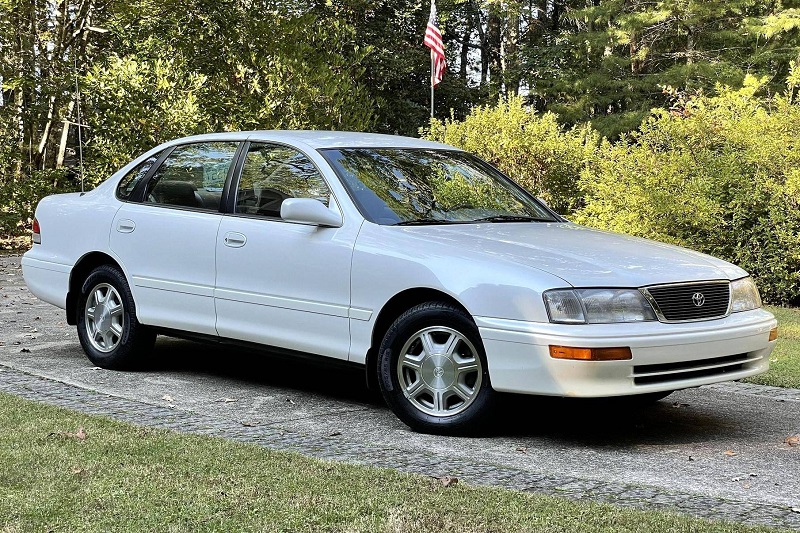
[[76, 265, 155, 369], [378, 302, 496, 435]]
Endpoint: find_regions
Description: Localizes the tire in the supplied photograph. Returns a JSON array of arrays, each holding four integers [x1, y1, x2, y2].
[[377, 302, 496, 435], [76, 264, 156, 369]]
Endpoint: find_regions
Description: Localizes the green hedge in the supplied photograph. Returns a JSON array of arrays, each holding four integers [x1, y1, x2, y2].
[[425, 78, 800, 305]]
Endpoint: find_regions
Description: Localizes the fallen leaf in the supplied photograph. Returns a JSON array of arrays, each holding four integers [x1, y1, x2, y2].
[[791, 508, 800, 513], [723, 450, 737, 456], [241, 421, 257, 427], [71, 467, 84, 475], [215, 397, 237, 403], [162, 395, 174, 402], [328, 431, 341, 437], [516, 446, 528, 454], [732, 476, 742, 482], [434, 476, 458, 487], [785, 435, 800, 447], [75, 427, 86, 441], [91, 367, 103, 371]]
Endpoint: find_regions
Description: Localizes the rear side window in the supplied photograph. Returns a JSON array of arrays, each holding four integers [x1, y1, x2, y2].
[[116, 154, 160, 201], [144, 142, 238, 211]]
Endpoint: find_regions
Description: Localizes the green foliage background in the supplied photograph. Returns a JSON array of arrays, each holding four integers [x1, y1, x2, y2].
[[426, 74, 800, 304], [2, 0, 800, 302]]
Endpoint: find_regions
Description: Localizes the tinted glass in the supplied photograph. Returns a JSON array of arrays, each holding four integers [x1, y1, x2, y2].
[[116, 154, 159, 201], [145, 142, 238, 211], [321, 149, 557, 225], [236, 143, 331, 218]]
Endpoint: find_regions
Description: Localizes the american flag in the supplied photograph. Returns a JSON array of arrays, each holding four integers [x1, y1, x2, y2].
[[424, 1, 446, 87]]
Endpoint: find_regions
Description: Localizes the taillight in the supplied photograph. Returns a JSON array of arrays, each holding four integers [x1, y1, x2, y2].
[[32, 217, 41, 244]]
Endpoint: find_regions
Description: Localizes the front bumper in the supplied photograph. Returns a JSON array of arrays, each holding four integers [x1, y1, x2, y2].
[[476, 308, 776, 397]]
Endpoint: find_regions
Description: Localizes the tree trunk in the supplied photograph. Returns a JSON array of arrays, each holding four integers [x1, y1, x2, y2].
[[504, 7, 520, 96], [460, 6, 473, 81], [56, 101, 75, 168], [487, 6, 502, 97]]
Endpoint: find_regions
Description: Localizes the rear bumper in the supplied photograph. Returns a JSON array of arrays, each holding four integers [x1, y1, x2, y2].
[[476, 309, 776, 397], [21, 254, 70, 309]]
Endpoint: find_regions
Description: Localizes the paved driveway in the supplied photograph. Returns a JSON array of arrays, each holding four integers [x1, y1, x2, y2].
[[1, 255, 799, 528]]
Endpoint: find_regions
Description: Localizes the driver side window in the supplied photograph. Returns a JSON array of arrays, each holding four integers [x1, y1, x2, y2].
[[236, 143, 331, 218]]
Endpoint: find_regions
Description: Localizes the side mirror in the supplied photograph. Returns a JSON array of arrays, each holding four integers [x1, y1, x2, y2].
[[280, 198, 343, 228]]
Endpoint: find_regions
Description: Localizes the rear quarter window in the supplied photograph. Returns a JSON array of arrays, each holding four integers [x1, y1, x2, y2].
[[116, 154, 160, 201]]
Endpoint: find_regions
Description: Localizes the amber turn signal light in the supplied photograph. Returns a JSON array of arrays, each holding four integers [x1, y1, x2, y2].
[[549, 345, 632, 361], [769, 327, 778, 342]]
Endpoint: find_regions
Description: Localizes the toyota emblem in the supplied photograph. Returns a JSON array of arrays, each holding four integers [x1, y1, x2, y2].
[[692, 292, 705, 307]]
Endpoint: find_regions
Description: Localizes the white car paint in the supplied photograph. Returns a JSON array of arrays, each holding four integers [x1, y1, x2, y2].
[[22, 130, 776, 398]]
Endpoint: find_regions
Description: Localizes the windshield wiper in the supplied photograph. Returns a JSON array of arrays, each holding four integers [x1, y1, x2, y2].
[[393, 219, 464, 226], [471, 215, 553, 223]]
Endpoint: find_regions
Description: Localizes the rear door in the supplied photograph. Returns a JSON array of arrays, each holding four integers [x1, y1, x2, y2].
[[110, 141, 240, 335]]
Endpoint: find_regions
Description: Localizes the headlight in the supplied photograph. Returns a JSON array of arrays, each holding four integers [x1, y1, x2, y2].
[[544, 288, 657, 324], [730, 277, 762, 312]]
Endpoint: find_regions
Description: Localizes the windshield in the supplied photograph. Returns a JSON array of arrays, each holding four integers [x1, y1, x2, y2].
[[320, 148, 559, 225]]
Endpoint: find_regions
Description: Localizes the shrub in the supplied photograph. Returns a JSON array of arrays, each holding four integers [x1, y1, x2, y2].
[[423, 97, 598, 214], [576, 76, 800, 304], [0, 168, 77, 248], [423, 81, 800, 304]]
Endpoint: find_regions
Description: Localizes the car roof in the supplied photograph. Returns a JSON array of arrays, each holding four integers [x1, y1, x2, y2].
[[162, 130, 459, 151]]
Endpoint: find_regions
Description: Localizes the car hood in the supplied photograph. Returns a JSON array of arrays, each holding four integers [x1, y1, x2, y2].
[[396, 222, 747, 287]]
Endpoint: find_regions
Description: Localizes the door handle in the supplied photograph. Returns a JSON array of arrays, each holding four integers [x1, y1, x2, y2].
[[117, 219, 136, 233], [223, 231, 247, 248]]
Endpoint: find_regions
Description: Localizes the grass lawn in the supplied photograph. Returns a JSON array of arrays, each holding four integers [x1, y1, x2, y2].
[[745, 306, 800, 389], [0, 393, 787, 532]]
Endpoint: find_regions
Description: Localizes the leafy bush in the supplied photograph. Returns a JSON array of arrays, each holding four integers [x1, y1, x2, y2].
[[423, 97, 598, 214], [0, 169, 77, 248], [423, 81, 800, 304], [576, 76, 800, 304]]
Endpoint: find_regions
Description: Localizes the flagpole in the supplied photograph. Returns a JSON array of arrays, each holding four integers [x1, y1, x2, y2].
[[430, 51, 435, 118]]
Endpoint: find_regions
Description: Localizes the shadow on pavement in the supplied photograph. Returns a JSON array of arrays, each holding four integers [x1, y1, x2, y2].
[[131, 335, 733, 444], [142, 336, 381, 405]]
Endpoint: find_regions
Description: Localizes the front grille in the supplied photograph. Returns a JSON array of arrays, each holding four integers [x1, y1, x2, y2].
[[644, 281, 730, 322], [633, 353, 755, 385]]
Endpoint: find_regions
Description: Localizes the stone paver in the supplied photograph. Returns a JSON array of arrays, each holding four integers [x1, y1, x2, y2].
[[1, 366, 799, 529]]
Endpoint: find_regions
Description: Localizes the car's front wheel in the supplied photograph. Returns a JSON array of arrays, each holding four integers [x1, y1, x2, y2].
[[76, 265, 155, 369], [378, 302, 496, 435]]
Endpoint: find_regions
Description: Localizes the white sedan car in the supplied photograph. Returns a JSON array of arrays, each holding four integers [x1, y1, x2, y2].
[[23, 131, 777, 434]]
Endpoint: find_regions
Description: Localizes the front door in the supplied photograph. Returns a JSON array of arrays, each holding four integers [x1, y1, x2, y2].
[[214, 142, 358, 360]]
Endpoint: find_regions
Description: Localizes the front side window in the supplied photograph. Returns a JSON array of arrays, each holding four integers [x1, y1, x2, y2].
[[144, 142, 238, 211], [116, 154, 160, 201], [321, 148, 558, 225], [235, 143, 331, 218]]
